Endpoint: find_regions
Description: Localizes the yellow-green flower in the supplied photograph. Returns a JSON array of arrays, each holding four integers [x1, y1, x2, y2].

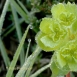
[[51, 2, 77, 26], [36, 18, 67, 51], [57, 41, 77, 71], [35, 2, 77, 76], [50, 53, 69, 77]]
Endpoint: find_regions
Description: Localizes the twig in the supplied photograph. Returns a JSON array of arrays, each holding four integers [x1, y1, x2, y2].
[[66, 72, 70, 77]]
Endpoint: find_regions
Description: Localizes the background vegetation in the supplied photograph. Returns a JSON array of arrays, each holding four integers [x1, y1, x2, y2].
[[0, 0, 77, 77]]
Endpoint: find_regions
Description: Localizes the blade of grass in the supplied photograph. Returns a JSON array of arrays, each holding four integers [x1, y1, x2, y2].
[[25, 52, 36, 77], [0, 1, 10, 67], [0, 37, 10, 67], [2, 18, 24, 38], [17, 0, 29, 14], [0, 0, 10, 34], [25, 43, 40, 77], [15, 46, 41, 77], [10, 0, 30, 24], [25, 58, 50, 77], [25, 39, 31, 60], [30, 64, 50, 77], [11, 4, 25, 66], [6, 25, 30, 77], [10, 0, 36, 24]]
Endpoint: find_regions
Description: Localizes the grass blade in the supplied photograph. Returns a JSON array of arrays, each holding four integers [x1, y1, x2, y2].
[[10, 0, 29, 24], [6, 25, 30, 77], [0, 37, 10, 67], [0, 0, 10, 34], [30, 64, 50, 77], [11, 4, 25, 66], [17, 0, 29, 14], [15, 46, 41, 77], [2, 18, 24, 38]]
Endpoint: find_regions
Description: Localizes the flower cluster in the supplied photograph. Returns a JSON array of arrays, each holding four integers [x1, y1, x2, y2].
[[35, 2, 77, 76]]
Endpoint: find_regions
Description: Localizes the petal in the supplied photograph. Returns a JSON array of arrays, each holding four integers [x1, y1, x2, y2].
[[73, 51, 77, 62], [66, 2, 77, 17], [50, 55, 69, 77], [51, 3, 66, 19], [35, 32, 54, 51], [40, 35, 61, 50], [40, 18, 52, 34], [72, 20, 77, 33], [68, 61, 77, 71], [49, 20, 67, 41], [57, 51, 66, 68]]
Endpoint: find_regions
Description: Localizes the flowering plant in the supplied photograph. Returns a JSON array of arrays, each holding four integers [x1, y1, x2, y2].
[[36, 2, 77, 77]]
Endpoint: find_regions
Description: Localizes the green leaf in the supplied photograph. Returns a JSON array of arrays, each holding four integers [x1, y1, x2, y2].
[[6, 25, 30, 77]]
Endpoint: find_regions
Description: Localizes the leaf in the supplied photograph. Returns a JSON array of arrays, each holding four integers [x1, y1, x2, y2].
[[6, 25, 30, 77]]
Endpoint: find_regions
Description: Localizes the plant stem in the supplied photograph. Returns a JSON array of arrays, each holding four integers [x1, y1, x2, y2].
[[66, 72, 70, 77], [30, 64, 50, 77]]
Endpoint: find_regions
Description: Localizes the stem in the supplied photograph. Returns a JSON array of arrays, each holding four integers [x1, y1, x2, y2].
[[66, 72, 70, 77], [30, 64, 50, 77]]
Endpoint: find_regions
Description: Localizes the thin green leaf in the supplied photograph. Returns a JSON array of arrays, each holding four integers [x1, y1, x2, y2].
[[15, 46, 41, 77], [30, 64, 50, 77], [11, 4, 25, 66], [0, 0, 10, 34], [0, 37, 10, 67], [6, 25, 30, 77], [10, 0, 29, 23]]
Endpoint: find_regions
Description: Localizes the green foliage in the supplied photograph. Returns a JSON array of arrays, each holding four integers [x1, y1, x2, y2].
[[0, 0, 77, 77]]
